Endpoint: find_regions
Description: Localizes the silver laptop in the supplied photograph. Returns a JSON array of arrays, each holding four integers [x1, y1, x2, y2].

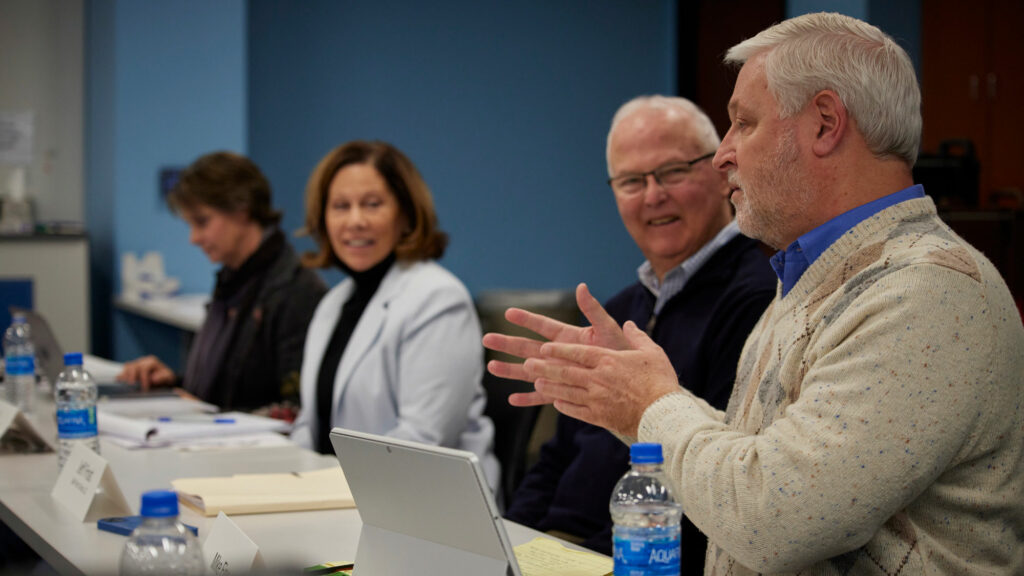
[[329, 427, 522, 576], [10, 306, 169, 397]]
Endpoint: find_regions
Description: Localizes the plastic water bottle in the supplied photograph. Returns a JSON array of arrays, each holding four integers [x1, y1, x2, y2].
[[610, 443, 682, 576], [120, 490, 205, 576], [3, 313, 36, 414], [55, 352, 100, 470]]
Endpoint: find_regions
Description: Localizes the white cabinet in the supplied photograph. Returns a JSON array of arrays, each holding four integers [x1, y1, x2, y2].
[[0, 234, 90, 353]]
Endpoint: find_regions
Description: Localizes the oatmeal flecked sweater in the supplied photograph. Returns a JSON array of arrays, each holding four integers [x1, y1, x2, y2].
[[637, 197, 1024, 574]]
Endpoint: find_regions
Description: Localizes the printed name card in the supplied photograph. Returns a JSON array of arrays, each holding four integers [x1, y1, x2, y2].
[[51, 443, 130, 521], [0, 399, 53, 453], [202, 512, 264, 575]]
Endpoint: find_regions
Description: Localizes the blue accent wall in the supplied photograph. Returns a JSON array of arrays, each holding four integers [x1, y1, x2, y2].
[[112, 0, 247, 296], [85, 0, 116, 358], [787, 0, 868, 19], [87, 0, 248, 364], [247, 0, 675, 301], [868, 0, 922, 75], [87, 0, 674, 363]]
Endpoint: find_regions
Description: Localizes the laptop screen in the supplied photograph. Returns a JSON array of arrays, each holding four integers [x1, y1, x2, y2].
[[9, 306, 166, 397], [329, 428, 520, 576], [10, 306, 65, 385]]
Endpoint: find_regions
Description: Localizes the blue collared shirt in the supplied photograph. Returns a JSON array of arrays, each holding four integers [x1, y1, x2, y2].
[[770, 185, 925, 296], [639, 220, 741, 316]]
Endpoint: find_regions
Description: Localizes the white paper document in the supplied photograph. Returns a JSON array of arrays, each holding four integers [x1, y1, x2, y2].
[[0, 110, 34, 164], [171, 432, 294, 452], [202, 512, 264, 574], [82, 354, 125, 383], [97, 410, 290, 448]]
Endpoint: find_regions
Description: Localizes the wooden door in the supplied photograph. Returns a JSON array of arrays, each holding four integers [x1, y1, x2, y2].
[[922, 0, 1024, 207], [676, 0, 785, 138], [987, 0, 1024, 204]]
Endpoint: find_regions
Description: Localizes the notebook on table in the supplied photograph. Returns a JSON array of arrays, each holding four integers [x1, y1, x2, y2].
[[329, 427, 522, 576]]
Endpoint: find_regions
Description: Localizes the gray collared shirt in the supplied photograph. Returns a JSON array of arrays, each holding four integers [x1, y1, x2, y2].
[[638, 219, 741, 318]]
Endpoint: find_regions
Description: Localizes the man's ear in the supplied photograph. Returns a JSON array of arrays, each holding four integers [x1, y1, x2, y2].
[[810, 89, 847, 157]]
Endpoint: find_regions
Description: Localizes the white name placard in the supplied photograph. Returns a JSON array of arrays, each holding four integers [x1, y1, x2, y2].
[[202, 512, 263, 575], [0, 399, 53, 453], [51, 443, 130, 521]]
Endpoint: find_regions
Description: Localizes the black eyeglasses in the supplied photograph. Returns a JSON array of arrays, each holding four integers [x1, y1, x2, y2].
[[607, 152, 715, 196]]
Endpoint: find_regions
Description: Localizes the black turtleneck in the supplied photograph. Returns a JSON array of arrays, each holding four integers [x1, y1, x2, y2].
[[315, 253, 396, 454]]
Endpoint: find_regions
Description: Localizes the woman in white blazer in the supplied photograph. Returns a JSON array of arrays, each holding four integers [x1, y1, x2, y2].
[[292, 141, 498, 486]]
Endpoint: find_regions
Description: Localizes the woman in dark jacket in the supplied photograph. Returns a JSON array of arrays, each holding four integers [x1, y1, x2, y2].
[[118, 151, 326, 413]]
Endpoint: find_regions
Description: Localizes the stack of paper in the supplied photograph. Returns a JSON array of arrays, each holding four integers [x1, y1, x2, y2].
[[514, 538, 613, 576], [98, 409, 289, 448], [171, 466, 355, 516]]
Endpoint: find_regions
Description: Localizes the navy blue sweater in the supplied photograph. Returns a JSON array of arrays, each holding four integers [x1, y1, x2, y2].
[[505, 234, 776, 572]]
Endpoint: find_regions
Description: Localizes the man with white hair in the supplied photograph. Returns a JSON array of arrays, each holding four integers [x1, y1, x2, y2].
[[486, 12, 1024, 574], [503, 96, 775, 572]]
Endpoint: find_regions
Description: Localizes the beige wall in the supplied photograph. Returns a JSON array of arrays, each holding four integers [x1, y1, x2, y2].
[[0, 0, 84, 223]]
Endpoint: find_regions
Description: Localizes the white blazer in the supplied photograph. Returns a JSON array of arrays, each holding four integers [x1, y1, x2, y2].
[[293, 260, 498, 485]]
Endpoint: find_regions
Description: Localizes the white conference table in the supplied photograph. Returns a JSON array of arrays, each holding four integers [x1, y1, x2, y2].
[[0, 399, 558, 575]]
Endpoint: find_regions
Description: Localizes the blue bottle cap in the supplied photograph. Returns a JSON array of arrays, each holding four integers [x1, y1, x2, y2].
[[140, 490, 180, 518], [630, 443, 664, 464], [12, 314, 26, 323], [63, 352, 83, 366]]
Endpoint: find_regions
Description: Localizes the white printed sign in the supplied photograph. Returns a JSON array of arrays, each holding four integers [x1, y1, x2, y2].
[[0, 110, 34, 165], [51, 443, 130, 521], [0, 400, 20, 438], [0, 399, 53, 453], [202, 512, 263, 575]]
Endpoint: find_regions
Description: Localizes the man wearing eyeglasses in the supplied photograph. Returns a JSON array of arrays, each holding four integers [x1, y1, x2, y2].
[[490, 13, 1023, 575], [503, 95, 776, 573]]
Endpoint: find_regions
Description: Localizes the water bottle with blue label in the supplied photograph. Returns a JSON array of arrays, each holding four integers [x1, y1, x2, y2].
[[55, 352, 100, 470], [610, 443, 683, 576], [3, 313, 36, 414]]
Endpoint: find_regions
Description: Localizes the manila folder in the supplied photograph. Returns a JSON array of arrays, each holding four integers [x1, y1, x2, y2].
[[171, 466, 355, 516]]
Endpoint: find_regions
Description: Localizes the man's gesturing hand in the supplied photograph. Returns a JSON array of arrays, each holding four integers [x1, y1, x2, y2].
[[482, 283, 629, 407], [523, 320, 680, 436]]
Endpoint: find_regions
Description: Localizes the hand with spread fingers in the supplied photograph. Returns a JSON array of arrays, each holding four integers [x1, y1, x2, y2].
[[523, 320, 680, 437], [482, 283, 630, 407]]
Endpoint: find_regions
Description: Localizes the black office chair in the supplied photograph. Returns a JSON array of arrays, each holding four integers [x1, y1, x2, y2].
[[482, 371, 542, 509], [913, 139, 980, 209], [475, 289, 579, 509]]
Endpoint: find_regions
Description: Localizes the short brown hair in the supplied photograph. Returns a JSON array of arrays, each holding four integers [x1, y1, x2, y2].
[[167, 151, 281, 226], [303, 141, 448, 269]]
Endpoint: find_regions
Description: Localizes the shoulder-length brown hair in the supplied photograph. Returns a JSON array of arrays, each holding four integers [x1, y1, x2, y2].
[[302, 141, 448, 269]]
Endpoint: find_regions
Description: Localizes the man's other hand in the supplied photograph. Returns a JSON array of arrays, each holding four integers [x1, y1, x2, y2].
[[524, 321, 679, 436]]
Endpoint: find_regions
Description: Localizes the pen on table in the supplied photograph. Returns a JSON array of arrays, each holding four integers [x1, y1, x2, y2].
[[156, 416, 236, 423]]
